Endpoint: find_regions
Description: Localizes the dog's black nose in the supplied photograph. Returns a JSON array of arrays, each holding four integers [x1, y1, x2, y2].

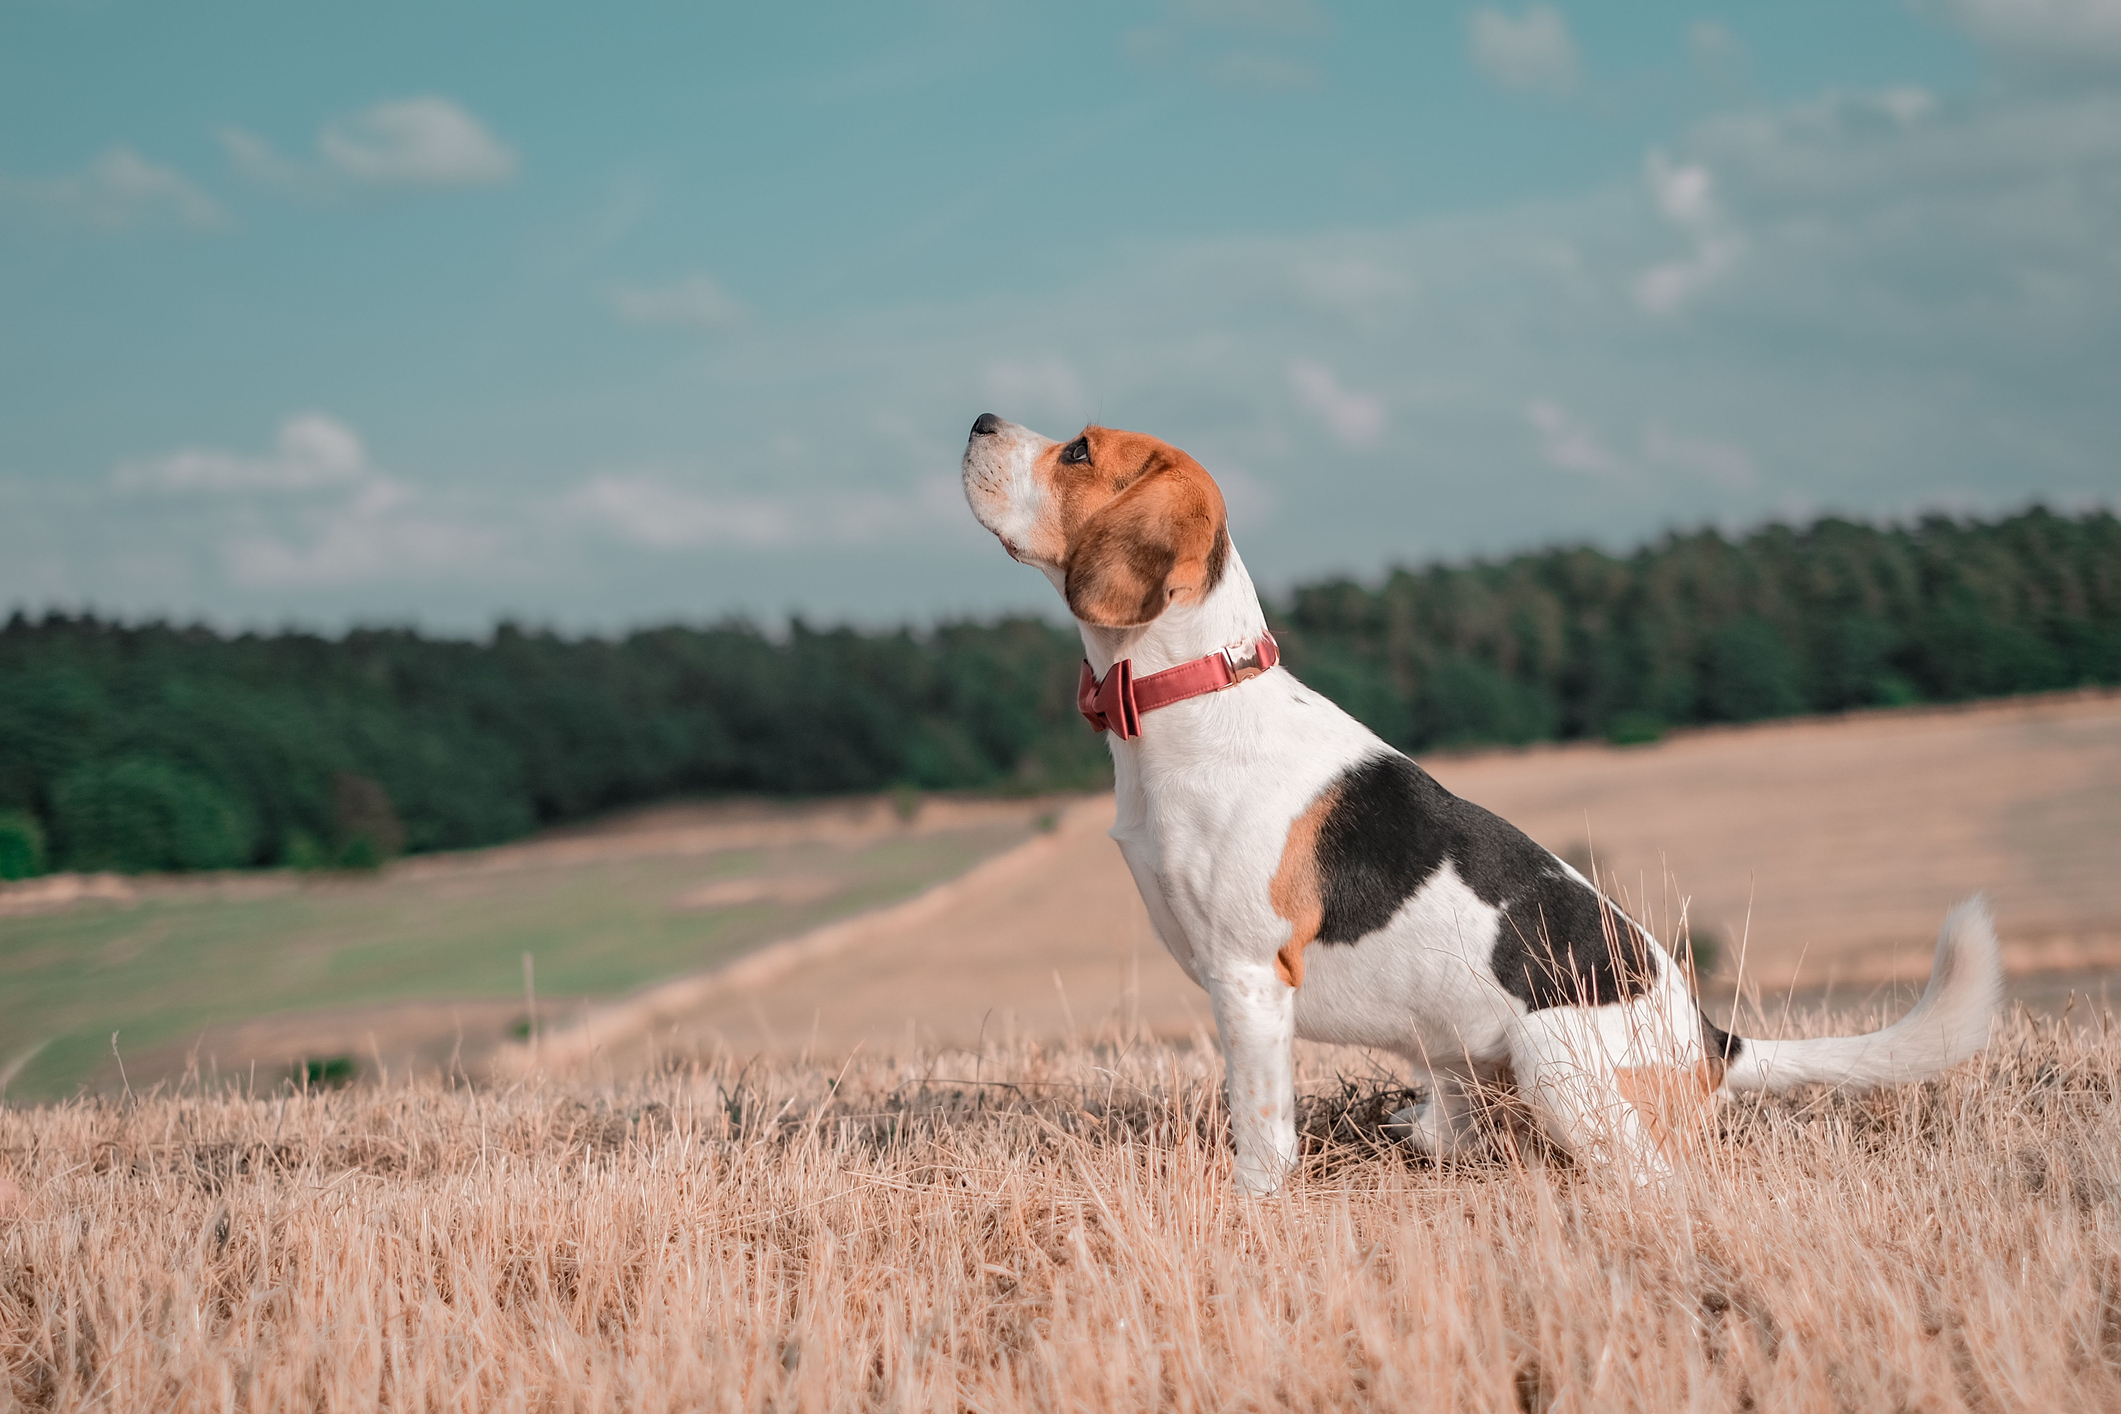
[[970, 413, 1002, 437]]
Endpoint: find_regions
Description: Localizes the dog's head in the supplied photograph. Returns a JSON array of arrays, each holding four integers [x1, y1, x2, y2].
[[960, 414, 1229, 629]]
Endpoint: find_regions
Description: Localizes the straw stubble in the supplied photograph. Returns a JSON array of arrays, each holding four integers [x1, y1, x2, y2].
[[2, 1007, 2118, 1411]]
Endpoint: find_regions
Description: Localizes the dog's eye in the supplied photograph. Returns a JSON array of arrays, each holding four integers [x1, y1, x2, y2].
[[1060, 438, 1090, 466]]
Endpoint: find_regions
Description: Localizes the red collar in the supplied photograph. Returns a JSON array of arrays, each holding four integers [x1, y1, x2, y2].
[[1077, 630, 1280, 739]]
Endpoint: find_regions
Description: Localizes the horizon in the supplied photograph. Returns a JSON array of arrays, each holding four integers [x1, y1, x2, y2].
[[5, 1, 2119, 632]]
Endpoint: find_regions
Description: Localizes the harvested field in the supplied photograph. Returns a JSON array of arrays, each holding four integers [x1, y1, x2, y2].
[[539, 690, 2121, 1070], [1434, 689, 2121, 994], [4, 1008, 2118, 1411], [0, 796, 1050, 1101]]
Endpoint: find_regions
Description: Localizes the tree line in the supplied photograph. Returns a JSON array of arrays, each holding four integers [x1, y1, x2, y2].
[[1, 506, 2114, 878]]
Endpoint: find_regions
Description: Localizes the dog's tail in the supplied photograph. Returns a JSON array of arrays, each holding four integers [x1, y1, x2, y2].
[[1721, 896, 2002, 1094]]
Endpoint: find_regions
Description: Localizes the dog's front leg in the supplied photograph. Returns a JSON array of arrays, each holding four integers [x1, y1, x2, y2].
[[1209, 966, 1298, 1195]]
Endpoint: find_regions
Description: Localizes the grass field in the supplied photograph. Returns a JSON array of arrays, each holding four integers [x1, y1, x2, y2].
[[2, 1003, 2116, 1412], [0, 809, 1033, 1103]]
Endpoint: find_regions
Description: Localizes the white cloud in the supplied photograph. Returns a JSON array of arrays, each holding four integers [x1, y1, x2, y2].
[[567, 473, 954, 549], [1633, 151, 1742, 313], [217, 125, 315, 193], [609, 275, 746, 329], [1292, 256, 1417, 320], [1467, 4, 1580, 96], [1205, 464, 1280, 531], [321, 97, 517, 187], [224, 98, 517, 196], [1926, 0, 2121, 70], [1633, 237, 1737, 313], [1289, 361, 1387, 448], [1526, 401, 1626, 479], [1643, 423, 1757, 491], [1647, 151, 1714, 227], [570, 475, 795, 548], [1688, 19, 1744, 73], [224, 477, 506, 589], [1126, 0, 1329, 93], [1171, 0, 1327, 33], [0, 147, 224, 231], [1668, 83, 2121, 339], [57, 411, 979, 613], [1527, 406, 1758, 489], [90, 413, 515, 592], [1683, 88, 1956, 204], [117, 414, 369, 493]]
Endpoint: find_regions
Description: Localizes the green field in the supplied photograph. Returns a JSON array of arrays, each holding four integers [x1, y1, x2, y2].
[[0, 823, 1024, 1101]]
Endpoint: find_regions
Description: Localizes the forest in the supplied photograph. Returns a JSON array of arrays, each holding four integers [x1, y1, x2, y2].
[[2, 506, 2115, 877]]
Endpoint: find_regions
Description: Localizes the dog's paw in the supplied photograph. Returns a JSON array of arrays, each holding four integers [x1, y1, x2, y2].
[[1230, 1150, 1296, 1197], [1384, 1094, 1443, 1154]]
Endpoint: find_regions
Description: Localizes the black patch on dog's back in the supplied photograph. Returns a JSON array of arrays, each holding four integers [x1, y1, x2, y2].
[[1312, 752, 1659, 1010]]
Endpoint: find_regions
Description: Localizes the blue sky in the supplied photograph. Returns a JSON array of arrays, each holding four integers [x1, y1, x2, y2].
[[2, 0, 2116, 631]]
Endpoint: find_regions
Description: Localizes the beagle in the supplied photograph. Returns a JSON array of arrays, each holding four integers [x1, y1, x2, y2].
[[961, 414, 2002, 1192]]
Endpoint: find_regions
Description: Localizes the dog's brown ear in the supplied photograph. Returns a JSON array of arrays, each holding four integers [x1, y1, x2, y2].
[[1064, 460, 1228, 628]]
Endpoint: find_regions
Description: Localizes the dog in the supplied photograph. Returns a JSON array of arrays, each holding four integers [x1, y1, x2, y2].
[[960, 413, 2002, 1193]]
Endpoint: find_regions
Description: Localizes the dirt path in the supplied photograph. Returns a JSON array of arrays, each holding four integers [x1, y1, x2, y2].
[[526, 690, 2121, 1072], [511, 795, 1201, 1074]]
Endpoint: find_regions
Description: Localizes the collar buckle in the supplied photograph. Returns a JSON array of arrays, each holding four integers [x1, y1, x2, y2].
[[1222, 638, 1267, 682]]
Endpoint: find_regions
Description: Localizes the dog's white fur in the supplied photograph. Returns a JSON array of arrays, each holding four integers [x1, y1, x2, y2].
[[963, 416, 2002, 1193]]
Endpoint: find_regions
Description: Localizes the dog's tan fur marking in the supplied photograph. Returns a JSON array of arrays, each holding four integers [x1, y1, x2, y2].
[[1047, 428, 1228, 628], [1269, 787, 1340, 988], [1612, 1059, 1726, 1161]]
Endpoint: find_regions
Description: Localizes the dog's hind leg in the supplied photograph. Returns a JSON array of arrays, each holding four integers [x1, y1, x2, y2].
[[1386, 1070, 1492, 1159], [1505, 1004, 1690, 1184]]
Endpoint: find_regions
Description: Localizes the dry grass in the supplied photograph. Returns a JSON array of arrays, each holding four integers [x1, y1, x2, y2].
[[4, 1006, 2120, 1412]]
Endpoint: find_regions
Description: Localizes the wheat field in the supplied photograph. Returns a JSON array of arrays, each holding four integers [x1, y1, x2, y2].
[[3, 1004, 2119, 1412]]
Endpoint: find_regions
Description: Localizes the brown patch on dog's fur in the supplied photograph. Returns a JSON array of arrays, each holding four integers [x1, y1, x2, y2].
[[1269, 787, 1341, 987], [1052, 428, 1229, 628], [1612, 1060, 1725, 1161]]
